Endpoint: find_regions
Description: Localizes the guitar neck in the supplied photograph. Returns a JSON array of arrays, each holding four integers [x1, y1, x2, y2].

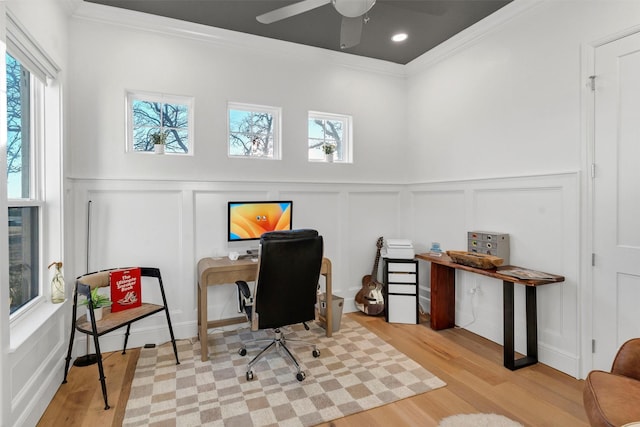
[[370, 252, 381, 280], [369, 237, 384, 282]]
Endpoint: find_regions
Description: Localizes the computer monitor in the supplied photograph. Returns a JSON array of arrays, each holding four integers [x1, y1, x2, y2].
[[227, 200, 293, 242]]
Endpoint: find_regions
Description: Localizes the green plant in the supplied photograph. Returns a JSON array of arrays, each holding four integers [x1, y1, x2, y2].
[[80, 287, 112, 309], [322, 143, 336, 155], [150, 131, 167, 145]]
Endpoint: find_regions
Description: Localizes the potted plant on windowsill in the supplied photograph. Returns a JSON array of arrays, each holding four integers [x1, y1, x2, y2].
[[80, 287, 112, 321], [150, 131, 167, 154], [322, 143, 336, 163]]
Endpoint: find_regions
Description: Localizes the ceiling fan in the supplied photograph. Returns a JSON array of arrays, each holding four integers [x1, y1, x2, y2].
[[257, 0, 376, 49]]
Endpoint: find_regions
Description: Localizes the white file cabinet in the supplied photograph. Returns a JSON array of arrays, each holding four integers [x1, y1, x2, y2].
[[384, 258, 419, 324]]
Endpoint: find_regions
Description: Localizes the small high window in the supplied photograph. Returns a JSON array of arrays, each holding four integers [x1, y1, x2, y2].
[[308, 111, 352, 163], [126, 91, 193, 154], [228, 102, 281, 159]]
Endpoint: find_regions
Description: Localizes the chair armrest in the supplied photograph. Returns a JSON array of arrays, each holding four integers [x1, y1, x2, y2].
[[235, 281, 253, 317], [611, 338, 640, 381], [236, 281, 251, 299]]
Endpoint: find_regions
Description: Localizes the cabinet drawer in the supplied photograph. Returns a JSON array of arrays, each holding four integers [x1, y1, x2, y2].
[[388, 294, 417, 324], [388, 284, 416, 294], [388, 273, 416, 283], [388, 262, 416, 273]]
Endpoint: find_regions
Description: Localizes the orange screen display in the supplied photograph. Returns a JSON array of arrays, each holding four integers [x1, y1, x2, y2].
[[228, 201, 292, 241]]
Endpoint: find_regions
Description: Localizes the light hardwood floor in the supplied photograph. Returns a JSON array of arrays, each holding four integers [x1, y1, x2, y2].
[[40, 313, 589, 426]]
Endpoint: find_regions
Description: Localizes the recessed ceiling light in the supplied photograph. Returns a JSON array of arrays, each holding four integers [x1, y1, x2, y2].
[[392, 33, 408, 43]]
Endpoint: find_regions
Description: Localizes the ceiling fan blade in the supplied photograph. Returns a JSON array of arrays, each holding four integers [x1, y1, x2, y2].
[[257, 0, 331, 24], [339, 16, 363, 49], [333, 0, 376, 18]]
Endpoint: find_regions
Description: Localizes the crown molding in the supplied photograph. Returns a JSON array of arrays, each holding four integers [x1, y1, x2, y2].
[[69, 0, 545, 79], [405, 0, 546, 76], [61, 0, 81, 14], [71, 1, 407, 78]]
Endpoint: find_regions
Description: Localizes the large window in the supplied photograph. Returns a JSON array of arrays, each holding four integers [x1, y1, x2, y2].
[[126, 91, 193, 154], [308, 111, 352, 163], [6, 52, 43, 315], [228, 102, 281, 159]]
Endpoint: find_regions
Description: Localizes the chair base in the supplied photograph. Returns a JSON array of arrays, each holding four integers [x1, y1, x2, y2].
[[239, 328, 320, 381], [73, 353, 98, 367]]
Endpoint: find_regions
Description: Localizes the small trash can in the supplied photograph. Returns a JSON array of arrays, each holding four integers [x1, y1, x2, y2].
[[317, 293, 343, 332]]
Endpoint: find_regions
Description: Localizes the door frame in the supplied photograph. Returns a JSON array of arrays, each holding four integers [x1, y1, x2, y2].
[[580, 24, 640, 378]]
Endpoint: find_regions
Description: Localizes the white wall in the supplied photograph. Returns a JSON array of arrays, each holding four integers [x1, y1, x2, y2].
[[7, 2, 640, 424], [1, 1, 69, 426], [405, 0, 640, 182], [64, 0, 640, 380], [408, 173, 580, 375], [70, 180, 406, 355], [405, 0, 640, 378], [64, 3, 411, 368], [68, 4, 408, 184]]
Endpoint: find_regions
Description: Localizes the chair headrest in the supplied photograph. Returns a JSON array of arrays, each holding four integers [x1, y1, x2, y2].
[[261, 229, 319, 241]]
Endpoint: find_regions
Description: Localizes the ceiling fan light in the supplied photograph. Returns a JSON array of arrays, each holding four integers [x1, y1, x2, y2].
[[392, 33, 408, 42], [332, 0, 376, 18]]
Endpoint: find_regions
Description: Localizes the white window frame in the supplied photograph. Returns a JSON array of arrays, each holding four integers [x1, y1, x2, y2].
[[4, 12, 64, 352], [6, 49, 46, 322], [308, 111, 352, 163], [125, 91, 194, 155], [228, 102, 282, 160]]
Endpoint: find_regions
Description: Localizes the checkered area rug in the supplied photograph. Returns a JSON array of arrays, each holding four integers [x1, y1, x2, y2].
[[123, 317, 446, 426]]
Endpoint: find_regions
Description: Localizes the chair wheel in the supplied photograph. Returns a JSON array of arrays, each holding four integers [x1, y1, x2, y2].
[[239, 348, 247, 356], [246, 371, 254, 381], [312, 349, 320, 358], [296, 371, 306, 381]]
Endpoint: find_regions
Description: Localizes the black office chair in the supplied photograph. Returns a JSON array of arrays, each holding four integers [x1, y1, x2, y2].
[[235, 229, 323, 382]]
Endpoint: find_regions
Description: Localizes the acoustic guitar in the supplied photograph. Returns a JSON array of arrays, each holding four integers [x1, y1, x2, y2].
[[355, 237, 385, 316]]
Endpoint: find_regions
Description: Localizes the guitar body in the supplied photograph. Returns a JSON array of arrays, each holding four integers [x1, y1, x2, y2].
[[355, 237, 385, 316], [356, 275, 385, 316]]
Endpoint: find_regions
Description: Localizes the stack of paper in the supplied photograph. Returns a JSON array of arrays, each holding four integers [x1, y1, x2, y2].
[[381, 239, 415, 259]]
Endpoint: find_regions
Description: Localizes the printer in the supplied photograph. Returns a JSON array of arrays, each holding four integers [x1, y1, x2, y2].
[[381, 238, 415, 259]]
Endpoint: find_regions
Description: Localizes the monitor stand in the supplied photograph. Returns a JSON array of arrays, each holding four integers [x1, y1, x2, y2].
[[246, 248, 259, 256]]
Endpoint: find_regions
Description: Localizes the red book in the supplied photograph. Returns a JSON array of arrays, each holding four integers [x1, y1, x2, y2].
[[110, 268, 142, 312]]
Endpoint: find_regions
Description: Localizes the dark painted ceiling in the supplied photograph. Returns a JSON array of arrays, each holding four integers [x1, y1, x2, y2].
[[84, 0, 512, 64]]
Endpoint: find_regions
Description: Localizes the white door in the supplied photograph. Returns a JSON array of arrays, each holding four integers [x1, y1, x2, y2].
[[592, 31, 640, 370]]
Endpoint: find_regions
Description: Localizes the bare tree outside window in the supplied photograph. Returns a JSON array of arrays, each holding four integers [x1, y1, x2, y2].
[[132, 99, 190, 154], [309, 119, 342, 157], [6, 52, 40, 314], [308, 112, 351, 162], [228, 104, 280, 159], [6, 53, 28, 198]]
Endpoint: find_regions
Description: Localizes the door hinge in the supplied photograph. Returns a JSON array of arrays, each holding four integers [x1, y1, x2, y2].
[[592, 253, 595, 266], [588, 75, 596, 91], [591, 163, 596, 179], [592, 339, 596, 353]]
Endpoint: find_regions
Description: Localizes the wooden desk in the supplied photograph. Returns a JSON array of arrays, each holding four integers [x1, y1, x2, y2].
[[416, 253, 564, 370], [197, 256, 333, 362]]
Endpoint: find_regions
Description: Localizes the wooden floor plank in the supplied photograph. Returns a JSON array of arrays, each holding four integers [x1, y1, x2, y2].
[[39, 313, 588, 427], [39, 348, 140, 427]]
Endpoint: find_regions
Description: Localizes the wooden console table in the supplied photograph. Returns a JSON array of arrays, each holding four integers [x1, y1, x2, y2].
[[416, 253, 564, 370], [197, 256, 333, 362]]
